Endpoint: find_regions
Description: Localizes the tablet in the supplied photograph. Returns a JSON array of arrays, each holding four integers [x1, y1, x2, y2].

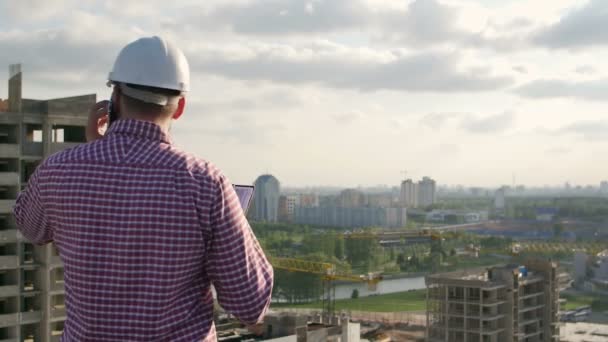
[[234, 185, 255, 214]]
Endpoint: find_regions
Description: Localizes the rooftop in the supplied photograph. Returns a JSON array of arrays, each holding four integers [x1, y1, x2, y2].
[[561, 322, 608, 342]]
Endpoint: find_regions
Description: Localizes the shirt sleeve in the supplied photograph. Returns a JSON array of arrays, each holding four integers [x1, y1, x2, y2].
[[205, 175, 274, 325], [13, 164, 53, 245]]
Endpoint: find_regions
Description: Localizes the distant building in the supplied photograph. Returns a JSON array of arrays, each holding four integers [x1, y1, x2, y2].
[[337, 189, 365, 208], [577, 250, 608, 294], [299, 193, 319, 208], [252, 174, 281, 222], [366, 193, 393, 208], [574, 252, 588, 283], [426, 260, 561, 342], [426, 210, 488, 224], [284, 195, 300, 222], [399, 179, 418, 208], [495, 187, 506, 212], [418, 177, 437, 207], [536, 208, 558, 222], [294, 206, 406, 229], [601, 181, 608, 195], [278, 196, 289, 222]]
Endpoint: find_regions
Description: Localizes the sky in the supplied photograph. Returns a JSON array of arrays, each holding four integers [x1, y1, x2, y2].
[[1, 0, 608, 188]]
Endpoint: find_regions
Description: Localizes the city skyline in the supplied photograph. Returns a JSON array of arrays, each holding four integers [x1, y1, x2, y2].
[[2, 1, 608, 187]]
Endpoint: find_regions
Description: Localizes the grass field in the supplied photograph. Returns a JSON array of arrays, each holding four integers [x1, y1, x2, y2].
[[561, 292, 608, 311], [272, 289, 427, 312]]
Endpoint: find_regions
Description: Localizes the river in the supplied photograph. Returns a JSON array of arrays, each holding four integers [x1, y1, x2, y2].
[[333, 276, 425, 300]]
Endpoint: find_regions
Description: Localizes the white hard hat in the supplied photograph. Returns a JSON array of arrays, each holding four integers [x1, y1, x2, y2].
[[108, 36, 190, 104]]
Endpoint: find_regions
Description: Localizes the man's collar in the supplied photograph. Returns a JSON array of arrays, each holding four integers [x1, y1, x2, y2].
[[105, 119, 172, 144]]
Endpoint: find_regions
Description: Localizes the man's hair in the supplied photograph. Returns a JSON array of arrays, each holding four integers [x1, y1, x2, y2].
[[120, 83, 181, 117]]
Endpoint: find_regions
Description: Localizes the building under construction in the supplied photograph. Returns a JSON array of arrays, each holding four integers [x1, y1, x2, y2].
[[0, 64, 95, 341], [426, 259, 561, 342]]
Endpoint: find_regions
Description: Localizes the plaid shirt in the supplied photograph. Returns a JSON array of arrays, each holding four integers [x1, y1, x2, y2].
[[14, 119, 273, 341]]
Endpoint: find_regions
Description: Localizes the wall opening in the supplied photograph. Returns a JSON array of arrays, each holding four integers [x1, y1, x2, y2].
[[0, 158, 19, 173], [21, 160, 41, 184], [0, 269, 18, 287], [51, 321, 64, 339], [52, 125, 85, 143], [0, 327, 18, 341], [22, 295, 40, 312], [0, 297, 18, 315], [51, 268, 64, 290], [22, 269, 36, 292], [0, 125, 19, 144], [0, 244, 17, 257], [22, 244, 35, 265], [0, 215, 15, 231], [0, 185, 19, 200], [25, 125, 43, 143], [21, 323, 39, 342]]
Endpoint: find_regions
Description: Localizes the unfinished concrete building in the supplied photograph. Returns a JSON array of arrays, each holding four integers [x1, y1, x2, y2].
[[0, 64, 95, 341], [426, 260, 560, 342]]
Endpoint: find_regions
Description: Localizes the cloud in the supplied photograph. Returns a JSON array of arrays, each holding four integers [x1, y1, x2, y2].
[[545, 147, 572, 155], [420, 112, 461, 129], [179, 0, 527, 52], [184, 113, 287, 145], [0, 11, 140, 76], [534, 0, 608, 49], [203, 0, 368, 35], [0, 0, 78, 21], [190, 42, 513, 93], [377, 0, 464, 47], [460, 112, 516, 134], [513, 66, 528, 74], [332, 110, 365, 125], [514, 78, 608, 101], [558, 121, 608, 142], [574, 65, 596, 75], [190, 88, 305, 116]]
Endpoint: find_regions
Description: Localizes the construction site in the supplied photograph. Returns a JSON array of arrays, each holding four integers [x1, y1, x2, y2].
[[426, 259, 562, 342], [0, 64, 95, 341], [1, 65, 606, 342]]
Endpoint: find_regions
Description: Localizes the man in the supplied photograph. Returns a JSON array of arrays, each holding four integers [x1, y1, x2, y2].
[[14, 36, 273, 341]]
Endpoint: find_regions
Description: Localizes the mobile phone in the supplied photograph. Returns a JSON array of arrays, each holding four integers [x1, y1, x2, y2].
[[107, 99, 118, 127]]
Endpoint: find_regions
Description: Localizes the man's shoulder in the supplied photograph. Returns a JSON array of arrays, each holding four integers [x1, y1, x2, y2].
[[42, 140, 226, 183], [164, 145, 225, 182], [43, 141, 93, 166]]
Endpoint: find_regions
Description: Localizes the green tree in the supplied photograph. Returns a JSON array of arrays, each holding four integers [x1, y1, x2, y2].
[[351, 289, 359, 299], [553, 223, 564, 239], [334, 239, 345, 260]]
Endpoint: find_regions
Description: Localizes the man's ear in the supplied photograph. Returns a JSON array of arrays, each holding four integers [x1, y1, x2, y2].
[[172, 97, 185, 120], [112, 86, 121, 114]]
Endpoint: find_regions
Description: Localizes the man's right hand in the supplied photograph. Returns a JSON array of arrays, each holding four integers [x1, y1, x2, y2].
[[86, 101, 110, 142]]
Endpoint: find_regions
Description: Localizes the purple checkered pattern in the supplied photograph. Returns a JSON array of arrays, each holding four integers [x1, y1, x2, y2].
[[14, 119, 273, 341]]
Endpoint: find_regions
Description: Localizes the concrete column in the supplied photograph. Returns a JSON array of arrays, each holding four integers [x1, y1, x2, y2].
[[445, 286, 449, 342], [8, 64, 22, 113], [465, 287, 470, 342], [426, 285, 430, 340]]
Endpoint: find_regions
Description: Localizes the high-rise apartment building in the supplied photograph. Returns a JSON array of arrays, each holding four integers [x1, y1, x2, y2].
[[495, 187, 506, 213], [426, 260, 561, 342], [0, 64, 95, 341], [600, 181, 608, 195], [252, 174, 280, 222], [400, 179, 418, 208], [337, 189, 366, 208], [418, 176, 437, 208]]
